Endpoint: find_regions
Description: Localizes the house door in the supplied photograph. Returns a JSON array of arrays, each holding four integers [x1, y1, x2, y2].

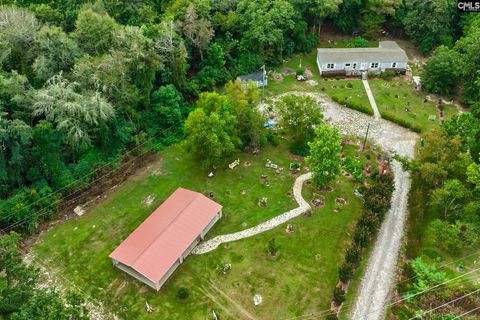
[[360, 63, 367, 70]]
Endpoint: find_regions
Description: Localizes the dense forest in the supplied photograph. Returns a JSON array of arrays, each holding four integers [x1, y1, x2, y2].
[[1, 0, 480, 318]]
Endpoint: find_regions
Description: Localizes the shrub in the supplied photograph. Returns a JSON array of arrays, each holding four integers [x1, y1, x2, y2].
[[177, 287, 190, 300], [326, 314, 339, 320], [345, 244, 362, 268], [333, 286, 346, 305], [296, 67, 305, 76], [268, 238, 278, 256], [347, 36, 369, 48], [343, 156, 364, 182], [266, 131, 280, 146], [339, 262, 354, 283], [381, 113, 422, 133], [353, 226, 371, 248], [335, 75, 345, 80], [346, 82, 353, 89], [380, 70, 396, 80]]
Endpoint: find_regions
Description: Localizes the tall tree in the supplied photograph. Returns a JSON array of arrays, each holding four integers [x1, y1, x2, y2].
[[276, 94, 323, 154], [31, 74, 115, 149], [73, 8, 118, 56], [403, 0, 459, 54], [156, 20, 188, 88], [182, 4, 214, 60], [32, 25, 81, 85], [421, 45, 461, 96], [306, 125, 342, 187], [0, 6, 40, 73], [237, 0, 295, 59]]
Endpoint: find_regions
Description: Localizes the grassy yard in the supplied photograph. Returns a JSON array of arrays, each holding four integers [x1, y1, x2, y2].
[[264, 49, 458, 133], [368, 79, 457, 132], [32, 142, 378, 320]]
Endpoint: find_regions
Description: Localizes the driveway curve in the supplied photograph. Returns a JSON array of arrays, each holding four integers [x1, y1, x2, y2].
[[273, 92, 418, 320], [196, 91, 418, 320]]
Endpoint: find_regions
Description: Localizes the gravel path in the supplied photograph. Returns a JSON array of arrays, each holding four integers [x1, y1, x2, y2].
[[362, 79, 381, 119], [276, 92, 418, 320], [192, 172, 312, 254], [195, 91, 418, 320]]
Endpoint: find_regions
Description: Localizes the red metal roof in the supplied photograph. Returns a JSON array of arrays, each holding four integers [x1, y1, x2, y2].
[[109, 187, 222, 283]]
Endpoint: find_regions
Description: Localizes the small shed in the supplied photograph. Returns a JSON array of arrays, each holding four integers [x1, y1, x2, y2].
[[238, 71, 268, 87], [109, 188, 222, 291]]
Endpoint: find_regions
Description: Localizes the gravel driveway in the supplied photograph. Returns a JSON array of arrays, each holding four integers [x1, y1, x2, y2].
[[272, 92, 418, 320]]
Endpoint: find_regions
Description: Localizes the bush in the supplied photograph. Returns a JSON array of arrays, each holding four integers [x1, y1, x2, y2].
[[331, 95, 374, 116], [381, 113, 422, 133], [346, 82, 353, 89], [380, 70, 396, 80], [353, 226, 371, 248], [339, 262, 354, 283], [335, 75, 345, 80], [347, 36, 369, 48], [343, 156, 364, 182], [268, 238, 278, 256], [333, 286, 346, 305], [345, 244, 362, 268], [296, 67, 305, 76], [177, 287, 190, 300], [266, 131, 280, 146], [326, 314, 339, 320]]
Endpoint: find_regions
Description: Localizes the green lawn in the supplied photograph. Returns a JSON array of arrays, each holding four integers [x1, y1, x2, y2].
[[264, 50, 458, 133], [368, 79, 458, 132], [32, 142, 378, 320]]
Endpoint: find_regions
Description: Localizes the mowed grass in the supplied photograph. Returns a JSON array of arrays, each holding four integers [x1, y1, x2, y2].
[[264, 50, 458, 133], [32, 142, 371, 320], [368, 79, 458, 132]]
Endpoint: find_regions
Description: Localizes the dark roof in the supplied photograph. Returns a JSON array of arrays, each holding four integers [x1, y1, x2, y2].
[[317, 41, 408, 64], [238, 71, 265, 82]]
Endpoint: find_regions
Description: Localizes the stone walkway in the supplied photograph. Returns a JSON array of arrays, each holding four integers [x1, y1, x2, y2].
[[191, 172, 312, 255], [362, 79, 381, 120]]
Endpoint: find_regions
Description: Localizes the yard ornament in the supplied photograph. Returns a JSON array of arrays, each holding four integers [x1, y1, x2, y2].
[[253, 294, 263, 306]]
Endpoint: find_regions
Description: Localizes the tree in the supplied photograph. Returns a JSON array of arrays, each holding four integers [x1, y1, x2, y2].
[[182, 4, 214, 60], [403, 0, 459, 54], [443, 112, 480, 162], [237, 0, 295, 59], [276, 94, 323, 155], [0, 232, 89, 319], [306, 125, 341, 187], [0, 6, 40, 72], [73, 8, 118, 56], [421, 46, 461, 96], [454, 19, 480, 109], [225, 80, 263, 149], [430, 179, 471, 220], [33, 25, 81, 85], [31, 74, 115, 149], [142, 84, 188, 143], [155, 20, 188, 87], [183, 108, 237, 168]]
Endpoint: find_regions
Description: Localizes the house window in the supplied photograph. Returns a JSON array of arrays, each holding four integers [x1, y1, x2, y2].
[[353, 63, 357, 69], [392, 62, 397, 68], [326, 63, 335, 69], [370, 62, 379, 68], [345, 63, 351, 67]]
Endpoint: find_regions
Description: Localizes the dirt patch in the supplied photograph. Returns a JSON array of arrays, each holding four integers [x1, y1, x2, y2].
[[271, 72, 283, 81], [22, 152, 163, 252], [283, 68, 294, 75]]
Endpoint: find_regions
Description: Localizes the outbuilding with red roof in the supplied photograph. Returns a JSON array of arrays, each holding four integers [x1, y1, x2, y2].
[[109, 187, 222, 290]]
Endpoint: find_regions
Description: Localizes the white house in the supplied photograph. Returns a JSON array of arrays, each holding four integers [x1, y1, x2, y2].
[[238, 71, 268, 87], [316, 41, 408, 77]]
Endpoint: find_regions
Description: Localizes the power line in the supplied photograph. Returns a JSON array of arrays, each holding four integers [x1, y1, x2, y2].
[[408, 288, 480, 320], [281, 250, 480, 320], [452, 305, 480, 319], [352, 266, 480, 320], [1, 142, 157, 233], [0, 125, 178, 229]]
